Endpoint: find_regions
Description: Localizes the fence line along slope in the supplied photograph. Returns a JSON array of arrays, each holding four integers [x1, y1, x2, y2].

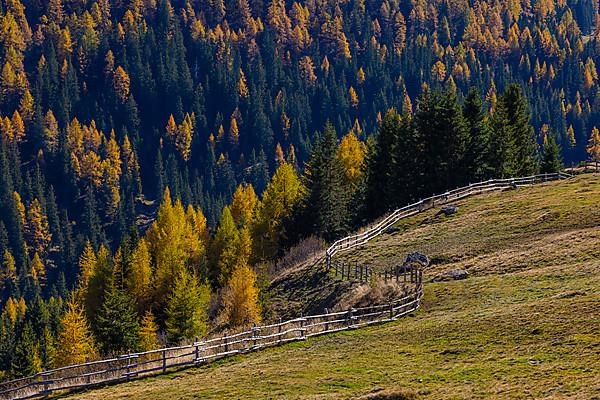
[[60, 173, 600, 400]]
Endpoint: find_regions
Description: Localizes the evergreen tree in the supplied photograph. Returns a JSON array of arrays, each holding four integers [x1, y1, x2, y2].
[[94, 288, 140, 355], [463, 88, 492, 180], [541, 132, 563, 173], [300, 123, 350, 241], [415, 87, 469, 195], [364, 109, 401, 217], [504, 84, 540, 176], [165, 269, 210, 344], [10, 323, 42, 378], [209, 206, 239, 286], [492, 84, 539, 176]]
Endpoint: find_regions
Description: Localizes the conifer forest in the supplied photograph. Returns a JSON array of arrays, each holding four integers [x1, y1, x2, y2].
[[0, 0, 599, 380]]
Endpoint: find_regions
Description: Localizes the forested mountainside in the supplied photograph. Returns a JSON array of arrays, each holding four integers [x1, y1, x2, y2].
[[0, 0, 600, 381]]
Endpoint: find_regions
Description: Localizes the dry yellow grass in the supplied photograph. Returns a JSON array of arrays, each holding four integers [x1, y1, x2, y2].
[[62, 174, 600, 400]]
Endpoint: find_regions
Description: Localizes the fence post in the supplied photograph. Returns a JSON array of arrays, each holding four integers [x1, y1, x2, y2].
[[341, 262, 344, 280], [42, 371, 51, 397], [360, 265, 364, 282], [224, 333, 229, 353], [162, 350, 166, 373], [252, 324, 258, 348], [299, 315, 305, 339], [389, 302, 393, 320], [347, 309, 354, 328], [324, 308, 329, 332], [195, 337, 200, 361], [126, 352, 131, 381], [278, 317, 283, 343]]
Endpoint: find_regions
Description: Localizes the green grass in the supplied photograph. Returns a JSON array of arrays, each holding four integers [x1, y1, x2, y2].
[[63, 175, 600, 399]]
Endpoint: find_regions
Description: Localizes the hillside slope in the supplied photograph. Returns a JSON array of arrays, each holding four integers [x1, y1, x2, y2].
[[64, 175, 600, 399]]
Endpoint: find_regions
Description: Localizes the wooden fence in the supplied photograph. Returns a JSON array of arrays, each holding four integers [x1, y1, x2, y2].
[[330, 260, 423, 285], [0, 173, 575, 399], [325, 172, 572, 268], [582, 161, 599, 172], [0, 265, 423, 400]]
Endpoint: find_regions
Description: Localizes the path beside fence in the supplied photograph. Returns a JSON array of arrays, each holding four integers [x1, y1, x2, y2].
[[0, 265, 423, 400], [0, 172, 576, 400], [325, 172, 572, 268]]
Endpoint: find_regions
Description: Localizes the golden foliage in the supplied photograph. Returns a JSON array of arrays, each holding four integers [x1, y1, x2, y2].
[[587, 127, 600, 162], [55, 301, 97, 367], [139, 311, 160, 351], [337, 131, 366, 184], [113, 66, 130, 102], [231, 184, 259, 228], [126, 238, 152, 309], [219, 264, 261, 328], [252, 163, 303, 261], [25, 198, 52, 255]]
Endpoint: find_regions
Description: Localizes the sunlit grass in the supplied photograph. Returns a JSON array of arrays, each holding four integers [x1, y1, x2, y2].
[[63, 175, 600, 399]]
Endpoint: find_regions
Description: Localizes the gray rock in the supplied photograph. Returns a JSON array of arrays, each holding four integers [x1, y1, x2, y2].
[[431, 269, 469, 282], [440, 205, 458, 216]]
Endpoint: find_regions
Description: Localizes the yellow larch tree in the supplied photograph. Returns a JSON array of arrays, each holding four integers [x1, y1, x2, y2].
[[1, 250, 17, 284], [25, 199, 52, 256], [13, 191, 25, 225], [2, 297, 18, 326], [11, 110, 25, 143], [587, 127, 600, 162], [219, 263, 261, 328], [230, 184, 259, 228], [75, 242, 96, 305], [337, 131, 366, 185], [126, 238, 152, 310], [274, 142, 285, 165], [113, 66, 130, 102], [30, 252, 46, 284], [43, 110, 59, 153], [18, 89, 33, 122], [348, 86, 359, 108], [54, 301, 97, 367], [229, 116, 239, 145], [139, 311, 160, 351], [252, 163, 303, 261], [238, 68, 249, 98]]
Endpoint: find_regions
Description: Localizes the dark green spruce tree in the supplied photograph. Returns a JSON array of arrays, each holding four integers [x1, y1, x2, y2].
[[10, 323, 41, 378], [463, 88, 492, 181], [414, 87, 469, 195], [491, 84, 539, 177], [300, 123, 350, 241], [541, 133, 563, 173], [94, 288, 140, 355], [365, 109, 400, 217]]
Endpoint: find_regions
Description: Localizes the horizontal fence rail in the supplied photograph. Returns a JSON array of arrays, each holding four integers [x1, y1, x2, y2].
[[0, 267, 423, 400], [330, 260, 423, 285], [3, 173, 576, 399], [325, 172, 572, 268]]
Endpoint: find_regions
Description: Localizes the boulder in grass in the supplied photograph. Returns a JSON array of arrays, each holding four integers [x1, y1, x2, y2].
[[440, 205, 458, 216], [431, 269, 469, 282]]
